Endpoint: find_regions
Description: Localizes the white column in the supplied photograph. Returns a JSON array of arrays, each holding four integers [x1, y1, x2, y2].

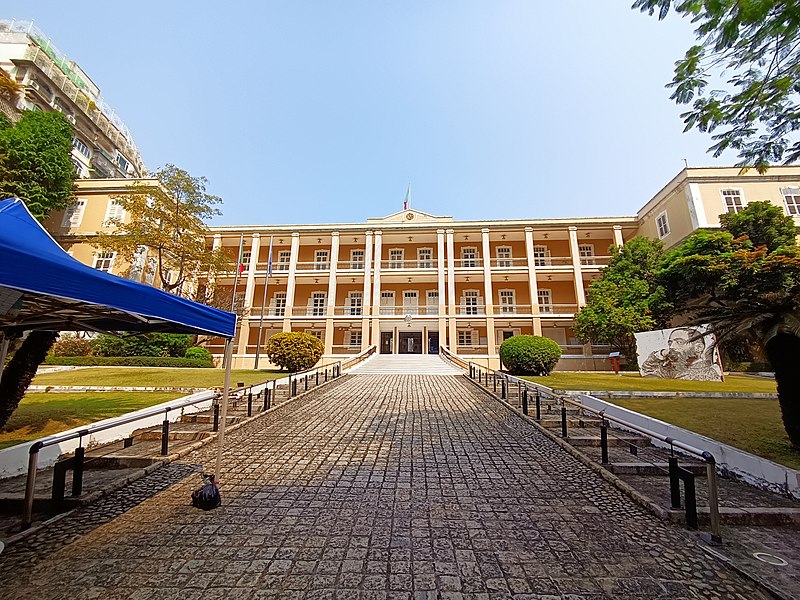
[[481, 228, 496, 356], [436, 229, 446, 349], [324, 232, 340, 354], [446, 229, 457, 351], [569, 226, 586, 307], [370, 230, 383, 349], [283, 232, 301, 332], [361, 231, 373, 350], [237, 233, 261, 357], [208, 234, 222, 290], [524, 227, 542, 336], [613, 225, 624, 248]]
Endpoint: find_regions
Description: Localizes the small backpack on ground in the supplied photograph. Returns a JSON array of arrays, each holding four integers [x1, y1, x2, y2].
[[191, 472, 221, 510]]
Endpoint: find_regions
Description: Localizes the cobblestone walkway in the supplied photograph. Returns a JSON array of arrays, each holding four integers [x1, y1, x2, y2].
[[0, 375, 769, 599]]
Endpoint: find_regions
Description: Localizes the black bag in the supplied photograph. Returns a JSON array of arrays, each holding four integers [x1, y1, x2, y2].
[[191, 472, 221, 510]]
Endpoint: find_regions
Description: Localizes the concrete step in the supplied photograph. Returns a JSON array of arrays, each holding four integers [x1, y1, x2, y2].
[[567, 434, 647, 448], [607, 462, 707, 476], [351, 355, 462, 375]]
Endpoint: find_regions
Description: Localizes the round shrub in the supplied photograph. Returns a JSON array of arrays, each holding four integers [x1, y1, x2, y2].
[[185, 346, 213, 362], [499, 335, 562, 376], [51, 335, 93, 357], [266, 332, 324, 371]]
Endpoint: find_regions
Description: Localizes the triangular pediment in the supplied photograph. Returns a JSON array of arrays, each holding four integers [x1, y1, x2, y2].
[[367, 209, 453, 224]]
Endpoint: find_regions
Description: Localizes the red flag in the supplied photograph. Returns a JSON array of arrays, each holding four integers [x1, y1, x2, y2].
[[238, 262, 245, 274]]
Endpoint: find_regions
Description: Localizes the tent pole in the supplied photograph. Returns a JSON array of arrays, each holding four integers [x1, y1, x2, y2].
[[213, 338, 234, 484], [0, 334, 9, 384]]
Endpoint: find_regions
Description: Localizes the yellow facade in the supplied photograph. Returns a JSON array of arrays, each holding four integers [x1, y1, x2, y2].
[[46, 167, 800, 370]]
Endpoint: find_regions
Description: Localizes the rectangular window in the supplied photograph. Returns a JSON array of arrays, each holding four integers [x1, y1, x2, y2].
[[144, 257, 157, 285], [380, 291, 395, 315], [457, 330, 475, 346], [496, 246, 512, 267], [461, 247, 478, 267], [61, 199, 86, 228], [403, 290, 419, 314], [346, 291, 363, 315], [271, 292, 286, 316], [93, 251, 115, 272], [499, 290, 515, 314], [417, 248, 433, 268], [350, 249, 365, 269], [656, 212, 670, 239], [72, 137, 91, 157], [426, 290, 439, 315], [782, 187, 800, 215], [310, 291, 326, 316], [579, 244, 595, 266], [461, 290, 480, 315], [104, 199, 125, 226], [537, 289, 553, 314], [129, 246, 147, 282], [240, 250, 251, 271], [305, 329, 323, 340], [389, 248, 404, 269], [314, 250, 329, 270], [71, 157, 84, 177], [348, 331, 362, 347], [533, 245, 550, 267], [276, 250, 291, 271], [115, 153, 130, 172], [721, 189, 744, 214]]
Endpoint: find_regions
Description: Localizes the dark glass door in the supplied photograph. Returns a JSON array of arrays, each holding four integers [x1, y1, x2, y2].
[[380, 331, 393, 354]]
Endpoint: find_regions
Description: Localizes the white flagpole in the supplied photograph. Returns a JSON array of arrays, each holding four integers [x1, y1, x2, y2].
[[254, 236, 273, 369], [214, 336, 234, 484]]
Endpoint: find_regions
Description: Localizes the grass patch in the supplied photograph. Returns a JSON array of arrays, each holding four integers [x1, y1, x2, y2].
[[33, 368, 286, 389], [0, 392, 181, 450], [606, 397, 800, 471], [522, 372, 776, 394]]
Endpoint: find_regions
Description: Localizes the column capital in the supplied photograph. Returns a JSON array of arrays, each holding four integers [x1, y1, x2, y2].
[[613, 225, 622, 230], [524, 227, 533, 233], [213, 233, 222, 240], [374, 230, 383, 237], [291, 232, 300, 238], [568, 226, 578, 232], [331, 231, 340, 238], [436, 228, 445, 235], [445, 229, 455, 235], [251, 232, 261, 240], [480, 228, 490, 234], [365, 230, 373, 236]]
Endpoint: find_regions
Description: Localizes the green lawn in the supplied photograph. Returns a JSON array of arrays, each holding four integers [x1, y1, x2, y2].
[[33, 367, 286, 389], [606, 397, 800, 471], [522, 372, 776, 394], [0, 392, 182, 450]]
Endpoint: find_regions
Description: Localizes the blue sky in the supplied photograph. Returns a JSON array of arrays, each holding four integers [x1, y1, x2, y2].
[[5, 2, 732, 226]]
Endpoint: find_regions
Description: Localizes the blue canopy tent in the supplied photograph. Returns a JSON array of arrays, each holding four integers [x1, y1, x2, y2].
[[0, 197, 238, 512]]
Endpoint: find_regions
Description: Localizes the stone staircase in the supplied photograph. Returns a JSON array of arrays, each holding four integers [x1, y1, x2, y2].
[[350, 354, 463, 375]]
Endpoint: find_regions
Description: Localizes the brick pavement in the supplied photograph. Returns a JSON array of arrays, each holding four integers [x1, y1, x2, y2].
[[0, 375, 771, 599]]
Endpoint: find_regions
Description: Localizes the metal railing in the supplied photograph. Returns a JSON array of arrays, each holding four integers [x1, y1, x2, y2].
[[445, 358, 723, 543], [380, 259, 436, 270], [488, 258, 528, 268]]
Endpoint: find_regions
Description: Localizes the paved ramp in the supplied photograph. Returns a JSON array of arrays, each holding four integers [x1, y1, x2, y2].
[[0, 374, 768, 599], [349, 353, 463, 375]]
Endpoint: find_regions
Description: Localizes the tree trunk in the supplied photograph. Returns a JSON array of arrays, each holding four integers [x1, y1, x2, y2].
[[0, 331, 58, 429], [765, 332, 800, 448]]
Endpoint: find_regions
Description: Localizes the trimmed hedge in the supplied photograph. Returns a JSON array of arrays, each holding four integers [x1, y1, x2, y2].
[[724, 361, 772, 373], [499, 335, 562, 376], [44, 356, 213, 368], [266, 332, 324, 371], [185, 346, 213, 361]]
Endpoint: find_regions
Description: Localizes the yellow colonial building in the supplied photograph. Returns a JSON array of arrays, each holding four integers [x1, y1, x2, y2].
[[44, 166, 800, 369]]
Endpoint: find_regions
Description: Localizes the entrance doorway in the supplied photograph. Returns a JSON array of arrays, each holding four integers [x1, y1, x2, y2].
[[380, 332, 393, 354], [428, 332, 439, 354], [398, 332, 422, 354]]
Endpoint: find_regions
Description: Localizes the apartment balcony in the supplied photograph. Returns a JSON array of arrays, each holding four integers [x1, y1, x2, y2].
[[336, 261, 366, 272], [488, 258, 528, 269], [378, 306, 441, 316], [17, 39, 144, 176], [453, 259, 483, 269], [295, 261, 331, 272]]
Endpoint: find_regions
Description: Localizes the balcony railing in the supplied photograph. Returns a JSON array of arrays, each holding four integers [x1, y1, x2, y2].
[[453, 258, 483, 268], [456, 344, 489, 355], [532, 256, 572, 267], [296, 261, 330, 271], [580, 255, 610, 267], [488, 258, 527, 268], [380, 259, 436, 270], [330, 344, 363, 355], [337, 261, 366, 271], [378, 306, 440, 316]]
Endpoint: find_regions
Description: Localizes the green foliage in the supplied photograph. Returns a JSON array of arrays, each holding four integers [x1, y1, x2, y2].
[[90, 333, 192, 358], [185, 346, 213, 362], [633, 0, 800, 170], [95, 164, 227, 297], [0, 331, 58, 429], [51, 335, 92, 357], [44, 355, 212, 368], [0, 111, 76, 219], [574, 237, 670, 361], [719, 200, 798, 252], [266, 332, 324, 372], [499, 335, 562, 376], [657, 202, 800, 446]]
